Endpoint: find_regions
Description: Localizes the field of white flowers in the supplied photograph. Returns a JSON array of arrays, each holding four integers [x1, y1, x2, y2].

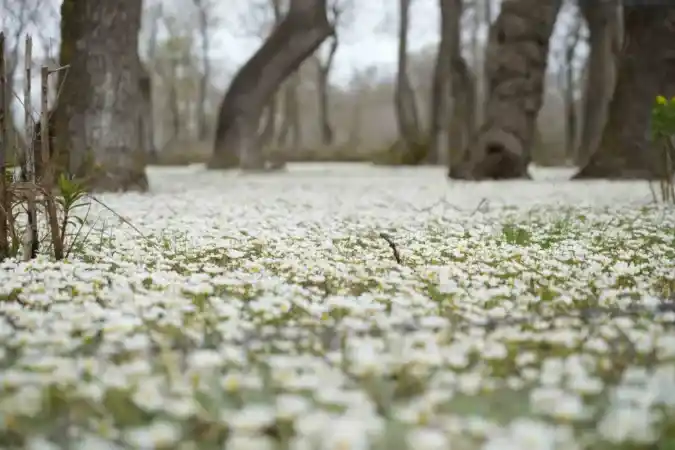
[[0, 163, 674, 449]]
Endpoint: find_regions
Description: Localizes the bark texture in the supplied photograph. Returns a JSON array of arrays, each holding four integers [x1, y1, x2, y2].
[[575, 3, 675, 179], [575, 0, 622, 167], [315, 35, 338, 146], [449, 0, 562, 180], [394, 0, 423, 161], [427, 0, 457, 165], [55, 0, 148, 191], [209, 0, 332, 170], [138, 62, 157, 162]]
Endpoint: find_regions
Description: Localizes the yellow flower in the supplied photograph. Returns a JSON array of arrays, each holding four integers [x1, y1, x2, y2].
[[656, 95, 667, 105]]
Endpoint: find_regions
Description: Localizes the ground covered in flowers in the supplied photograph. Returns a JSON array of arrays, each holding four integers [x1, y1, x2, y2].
[[0, 164, 674, 449]]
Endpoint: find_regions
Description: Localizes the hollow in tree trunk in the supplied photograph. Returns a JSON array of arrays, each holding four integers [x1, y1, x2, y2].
[[54, 0, 148, 192], [574, 4, 675, 179], [208, 0, 332, 171], [449, 0, 562, 180]]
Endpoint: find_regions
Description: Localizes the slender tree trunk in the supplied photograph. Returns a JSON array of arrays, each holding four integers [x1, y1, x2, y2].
[[575, 4, 675, 179], [395, 0, 422, 160], [55, 0, 148, 191], [194, 0, 211, 141], [209, 0, 331, 170], [316, 35, 338, 146], [427, 0, 454, 165], [138, 62, 156, 162], [574, 0, 622, 167], [449, 55, 476, 168], [449, 0, 562, 180], [277, 73, 302, 150], [563, 16, 582, 162]]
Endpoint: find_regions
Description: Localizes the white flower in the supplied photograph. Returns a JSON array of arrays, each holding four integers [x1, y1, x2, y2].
[[406, 428, 448, 450], [124, 421, 182, 448], [223, 405, 276, 433], [226, 433, 276, 450], [597, 406, 658, 444]]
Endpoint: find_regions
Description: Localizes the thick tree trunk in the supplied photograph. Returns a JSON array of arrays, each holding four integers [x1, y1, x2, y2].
[[574, 0, 622, 167], [449, 0, 562, 180], [574, 3, 675, 179], [55, 0, 148, 191], [209, 0, 331, 170], [395, 0, 423, 159]]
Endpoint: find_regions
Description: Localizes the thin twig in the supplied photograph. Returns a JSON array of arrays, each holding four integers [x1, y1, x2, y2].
[[379, 232, 402, 264]]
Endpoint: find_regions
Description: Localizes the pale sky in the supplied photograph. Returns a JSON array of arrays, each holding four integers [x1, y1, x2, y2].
[[167, 0, 448, 88], [4, 0, 584, 121]]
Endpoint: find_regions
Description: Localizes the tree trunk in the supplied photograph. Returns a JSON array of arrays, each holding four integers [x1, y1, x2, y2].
[[193, 0, 211, 141], [259, 99, 277, 148], [316, 35, 338, 146], [395, 0, 423, 159], [55, 0, 148, 191], [138, 62, 157, 163], [449, 55, 476, 168], [277, 73, 302, 151], [575, 5, 675, 179], [449, 0, 562, 180], [574, 0, 622, 167], [209, 0, 332, 170], [427, 0, 455, 165], [563, 15, 582, 162]]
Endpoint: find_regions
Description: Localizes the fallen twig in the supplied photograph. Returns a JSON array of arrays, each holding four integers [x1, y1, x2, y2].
[[379, 232, 401, 264]]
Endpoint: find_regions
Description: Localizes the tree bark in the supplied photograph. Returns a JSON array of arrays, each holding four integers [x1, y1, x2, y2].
[[315, 34, 338, 146], [138, 62, 157, 163], [563, 14, 582, 162], [54, 0, 148, 191], [575, 4, 675, 179], [574, 0, 622, 167], [427, 0, 455, 165], [277, 73, 302, 151], [193, 0, 211, 141], [209, 0, 332, 170], [394, 0, 423, 159], [449, 0, 562, 180]]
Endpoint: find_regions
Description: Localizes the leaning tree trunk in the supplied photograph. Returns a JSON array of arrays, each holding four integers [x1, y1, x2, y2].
[[574, 4, 675, 179], [209, 0, 332, 170], [54, 0, 148, 191], [574, 0, 622, 167], [394, 0, 423, 162], [449, 0, 562, 180]]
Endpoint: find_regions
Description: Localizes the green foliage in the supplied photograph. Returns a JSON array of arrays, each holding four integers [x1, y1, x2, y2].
[[651, 95, 675, 140], [56, 173, 87, 213], [649, 95, 675, 203]]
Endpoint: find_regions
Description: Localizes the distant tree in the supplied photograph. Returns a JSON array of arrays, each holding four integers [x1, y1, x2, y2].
[[574, 0, 622, 167], [394, 0, 423, 161], [209, 0, 333, 170]]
